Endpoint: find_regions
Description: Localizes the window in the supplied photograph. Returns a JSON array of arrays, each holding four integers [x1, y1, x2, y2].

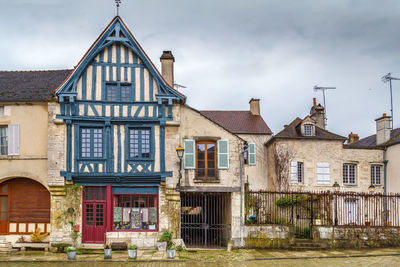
[[343, 164, 356, 184], [0, 125, 19, 156], [371, 165, 381, 185], [80, 128, 103, 158], [113, 194, 158, 231], [304, 124, 313, 136], [317, 162, 330, 184], [290, 161, 303, 184], [0, 127, 7, 155], [0, 107, 4, 117], [129, 128, 151, 159], [196, 141, 216, 178], [84, 187, 106, 201], [106, 83, 132, 102], [243, 149, 248, 164]]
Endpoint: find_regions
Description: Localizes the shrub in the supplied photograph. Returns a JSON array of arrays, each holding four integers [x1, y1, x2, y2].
[[128, 245, 138, 250]]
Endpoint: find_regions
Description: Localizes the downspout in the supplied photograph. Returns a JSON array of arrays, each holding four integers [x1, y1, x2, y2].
[[383, 146, 388, 222], [239, 144, 247, 247]]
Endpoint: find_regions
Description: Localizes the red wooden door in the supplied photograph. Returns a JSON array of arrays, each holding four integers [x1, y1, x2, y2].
[[82, 187, 106, 244]]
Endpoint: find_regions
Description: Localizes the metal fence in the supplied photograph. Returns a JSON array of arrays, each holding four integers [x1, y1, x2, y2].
[[245, 191, 400, 237]]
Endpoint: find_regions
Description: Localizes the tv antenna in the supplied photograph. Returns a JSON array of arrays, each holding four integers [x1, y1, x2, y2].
[[115, 0, 121, 16], [381, 73, 400, 129], [174, 83, 187, 90], [313, 85, 336, 127]]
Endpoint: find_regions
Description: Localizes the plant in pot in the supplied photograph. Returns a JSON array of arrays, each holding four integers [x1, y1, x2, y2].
[[66, 246, 77, 260], [167, 242, 176, 259], [157, 230, 172, 251], [128, 245, 138, 259], [104, 244, 112, 259]]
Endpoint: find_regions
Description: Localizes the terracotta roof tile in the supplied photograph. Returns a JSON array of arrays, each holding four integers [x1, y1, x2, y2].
[[199, 110, 272, 134], [0, 70, 72, 102]]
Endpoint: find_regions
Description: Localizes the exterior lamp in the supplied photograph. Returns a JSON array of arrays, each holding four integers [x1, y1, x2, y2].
[[176, 146, 184, 189], [332, 181, 340, 192], [369, 184, 375, 193]]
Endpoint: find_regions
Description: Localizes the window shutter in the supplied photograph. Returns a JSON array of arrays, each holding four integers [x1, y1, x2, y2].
[[248, 143, 256, 165], [183, 139, 195, 169], [217, 139, 229, 169], [8, 124, 19, 155], [317, 162, 330, 184], [290, 161, 298, 184]]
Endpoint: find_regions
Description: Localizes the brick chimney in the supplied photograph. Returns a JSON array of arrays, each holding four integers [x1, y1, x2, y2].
[[160, 51, 174, 87], [376, 113, 391, 146], [310, 98, 325, 129], [249, 98, 260, 115], [348, 132, 359, 144]]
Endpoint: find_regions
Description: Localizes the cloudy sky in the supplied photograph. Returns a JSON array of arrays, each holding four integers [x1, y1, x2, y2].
[[1, 0, 400, 138]]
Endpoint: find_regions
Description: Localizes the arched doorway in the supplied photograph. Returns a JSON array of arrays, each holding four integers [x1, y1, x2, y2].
[[0, 178, 50, 235]]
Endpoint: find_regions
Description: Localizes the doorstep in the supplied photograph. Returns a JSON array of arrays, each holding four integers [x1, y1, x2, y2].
[[80, 243, 104, 249]]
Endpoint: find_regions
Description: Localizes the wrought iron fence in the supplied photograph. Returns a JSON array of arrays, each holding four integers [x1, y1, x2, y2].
[[245, 191, 400, 235]]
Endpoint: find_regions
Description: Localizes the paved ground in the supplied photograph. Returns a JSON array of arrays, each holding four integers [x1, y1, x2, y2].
[[0, 248, 399, 266]]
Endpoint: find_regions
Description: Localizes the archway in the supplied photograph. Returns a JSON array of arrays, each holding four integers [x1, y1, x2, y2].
[[0, 178, 50, 235]]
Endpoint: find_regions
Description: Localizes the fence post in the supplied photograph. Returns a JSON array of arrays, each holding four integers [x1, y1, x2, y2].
[[310, 193, 313, 239]]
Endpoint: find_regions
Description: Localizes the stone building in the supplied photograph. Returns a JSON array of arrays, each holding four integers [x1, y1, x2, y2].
[[266, 99, 384, 193]]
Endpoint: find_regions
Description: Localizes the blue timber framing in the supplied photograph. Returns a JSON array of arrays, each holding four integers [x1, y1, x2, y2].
[[55, 16, 184, 187]]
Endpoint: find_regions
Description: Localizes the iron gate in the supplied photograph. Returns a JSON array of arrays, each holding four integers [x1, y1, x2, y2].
[[181, 192, 231, 247], [293, 193, 313, 238]]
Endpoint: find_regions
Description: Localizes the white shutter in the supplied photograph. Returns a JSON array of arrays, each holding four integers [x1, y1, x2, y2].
[[317, 162, 330, 184], [248, 143, 256, 165], [8, 124, 19, 155], [217, 139, 229, 169], [290, 161, 298, 184], [183, 139, 195, 169]]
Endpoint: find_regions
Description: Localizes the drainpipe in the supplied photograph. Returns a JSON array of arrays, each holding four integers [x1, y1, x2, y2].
[[383, 146, 388, 222], [239, 144, 247, 247]]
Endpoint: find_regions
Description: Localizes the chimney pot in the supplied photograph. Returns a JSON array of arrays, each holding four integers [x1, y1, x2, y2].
[[249, 98, 260, 115], [160, 51, 175, 87], [383, 113, 387, 117], [313, 98, 317, 106], [348, 132, 359, 144]]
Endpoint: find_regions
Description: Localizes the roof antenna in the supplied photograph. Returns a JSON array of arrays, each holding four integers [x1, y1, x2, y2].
[[313, 85, 336, 127], [115, 0, 121, 16], [381, 73, 400, 129]]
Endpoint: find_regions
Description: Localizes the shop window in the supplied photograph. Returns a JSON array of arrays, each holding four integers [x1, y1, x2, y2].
[[113, 194, 157, 231]]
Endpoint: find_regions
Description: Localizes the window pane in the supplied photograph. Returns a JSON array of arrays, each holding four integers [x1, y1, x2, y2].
[[101, 187, 106, 201], [141, 129, 150, 158], [197, 144, 205, 160], [96, 204, 104, 226], [93, 129, 103, 158], [85, 204, 94, 226], [106, 84, 117, 101], [1, 183, 8, 193], [0, 196, 7, 220], [81, 128, 91, 157], [129, 129, 139, 158], [121, 85, 131, 101], [0, 127, 8, 155]]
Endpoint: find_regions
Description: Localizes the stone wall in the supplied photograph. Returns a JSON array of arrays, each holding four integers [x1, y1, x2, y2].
[[313, 226, 400, 248], [238, 225, 293, 248]]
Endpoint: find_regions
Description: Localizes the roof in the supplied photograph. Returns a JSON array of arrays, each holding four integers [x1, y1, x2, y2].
[[272, 117, 346, 141], [0, 70, 72, 102], [346, 128, 400, 149], [199, 110, 272, 134]]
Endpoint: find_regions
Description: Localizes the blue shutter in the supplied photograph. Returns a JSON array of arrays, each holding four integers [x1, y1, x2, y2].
[[183, 139, 195, 169], [248, 143, 256, 165], [217, 139, 229, 169]]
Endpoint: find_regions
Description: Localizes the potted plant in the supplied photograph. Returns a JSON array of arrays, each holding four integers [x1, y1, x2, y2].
[[66, 246, 77, 260], [128, 245, 138, 259], [104, 244, 112, 259], [157, 230, 172, 251], [167, 243, 176, 259]]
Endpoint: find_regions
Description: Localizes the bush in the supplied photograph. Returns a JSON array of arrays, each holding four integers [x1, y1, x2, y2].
[[128, 245, 138, 250], [66, 246, 76, 252]]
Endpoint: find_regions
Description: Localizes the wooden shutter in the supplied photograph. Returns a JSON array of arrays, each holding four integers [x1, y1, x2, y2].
[[290, 161, 298, 184], [183, 139, 195, 169], [317, 162, 330, 184], [248, 143, 256, 165], [217, 139, 229, 169], [8, 124, 19, 155]]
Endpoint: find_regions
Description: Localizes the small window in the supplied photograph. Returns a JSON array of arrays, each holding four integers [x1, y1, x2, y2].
[[129, 128, 151, 159], [106, 84, 117, 101], [0, 127, 7, 155], [0, 107, 4, 117], [343, 164, 356, 184], [106, 83, 132, 102], [290, 161, 304, 184], [80, 128, 103, 158], [196, 141, 217, 179], [243, 149, 248, 165], [304, 124, 313, 136], [371, 165, 381, 185]]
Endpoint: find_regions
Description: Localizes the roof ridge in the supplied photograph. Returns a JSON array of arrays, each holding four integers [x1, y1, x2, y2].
[[0, 69, 72, 73], [200, 110, 250, 112]]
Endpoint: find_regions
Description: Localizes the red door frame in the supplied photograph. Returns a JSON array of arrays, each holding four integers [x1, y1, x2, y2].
[[82, 186, 107, 244]]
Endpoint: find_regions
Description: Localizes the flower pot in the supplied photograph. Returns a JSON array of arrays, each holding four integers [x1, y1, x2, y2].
[[156, 241, 167, 252], [128, 249, 137, 259], [67, 251, 76, 260], [104, 248, 112, 259], [365, 221, 370, 226], [167, 249, 176, 259]]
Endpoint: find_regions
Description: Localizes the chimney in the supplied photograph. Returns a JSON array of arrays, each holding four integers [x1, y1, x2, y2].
[[348, 132, 359, 144], [376, 113, 391, 146], [249, 98, 260, 115], [310, 98, 325, 130], [160, 51, 175, 87]]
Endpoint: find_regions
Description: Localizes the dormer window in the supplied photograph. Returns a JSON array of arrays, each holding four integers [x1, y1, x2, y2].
[[304, 124, 313, 136]]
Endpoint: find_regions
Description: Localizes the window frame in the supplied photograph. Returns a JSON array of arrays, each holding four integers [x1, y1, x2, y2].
[[304, 124, 313, 136], [126, 127, 154, 161], [196, 141, 217, 179], [0, 106, 4, 117], [111, 193, 159, 232], [371, 165, 382, 185], [79, 127, 105, 160], [105, 82, 133, 102], [343, 163, 357, 185], [0, 126, 7, 156]]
